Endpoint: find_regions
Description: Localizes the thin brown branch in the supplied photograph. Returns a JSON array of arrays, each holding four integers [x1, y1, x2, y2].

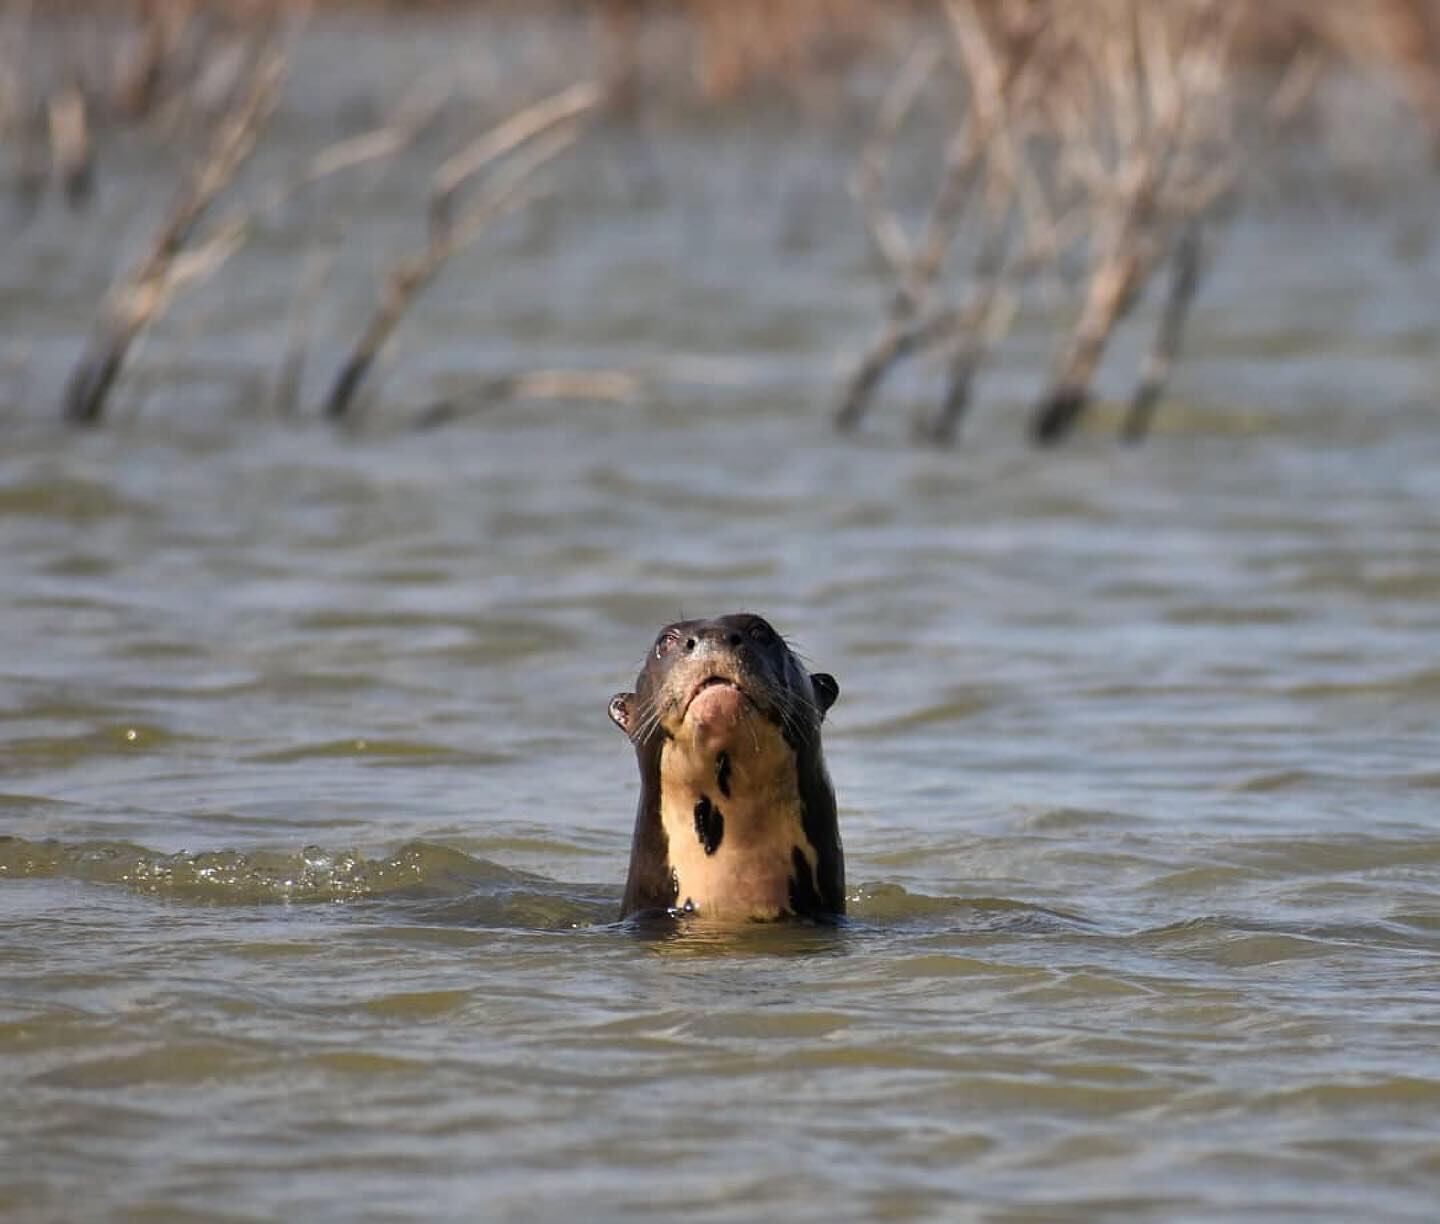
[[325, 121, 584, 423], [63, 46, 285, 426], [268, 244, 336, 419], [416, 368, 641, 429], [834, 305, 967, 432], [851, 40, 940, 271], [836, 0, 1041, 434], [1122, 223, 1203, 443], [428, 81, 601, 238], [915, 205, 1017, 445], [1031, 0, 1236, 445], [47, 81, 93, 207]]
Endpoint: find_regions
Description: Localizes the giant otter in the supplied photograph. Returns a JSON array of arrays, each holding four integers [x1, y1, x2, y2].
[[608, 614, 842, 921]]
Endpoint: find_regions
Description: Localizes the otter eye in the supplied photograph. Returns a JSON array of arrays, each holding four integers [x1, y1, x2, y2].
[[655, 630, 681, 658], [748, 621, 776, 645]]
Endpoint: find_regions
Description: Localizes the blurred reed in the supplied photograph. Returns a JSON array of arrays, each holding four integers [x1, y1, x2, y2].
[[1, 0, 1436, 440]]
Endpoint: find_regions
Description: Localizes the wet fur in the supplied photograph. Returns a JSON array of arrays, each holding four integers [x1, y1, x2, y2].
[[609, 614, 842, 921]]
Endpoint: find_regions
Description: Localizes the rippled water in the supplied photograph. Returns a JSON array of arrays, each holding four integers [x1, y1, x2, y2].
[[3, 14, 1440, 1223]]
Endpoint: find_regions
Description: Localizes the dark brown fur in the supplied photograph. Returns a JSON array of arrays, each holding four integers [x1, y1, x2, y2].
[[608, 614, 842, 921]]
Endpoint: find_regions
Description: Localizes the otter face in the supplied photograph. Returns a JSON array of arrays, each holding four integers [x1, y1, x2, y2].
[[611, 614, 842, 921], [608, 614, 837, 751]]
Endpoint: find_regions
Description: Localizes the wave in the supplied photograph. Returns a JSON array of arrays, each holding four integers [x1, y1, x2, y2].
[[0, 836, 1087, 935], [0, 836, 619, 927]]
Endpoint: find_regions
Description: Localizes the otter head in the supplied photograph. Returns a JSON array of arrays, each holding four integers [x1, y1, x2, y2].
[[610, 614, 842, 922]]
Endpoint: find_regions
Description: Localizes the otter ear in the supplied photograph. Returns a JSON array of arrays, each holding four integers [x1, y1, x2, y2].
[[608, 692, 636, 735], [810, 673, 839, 718]]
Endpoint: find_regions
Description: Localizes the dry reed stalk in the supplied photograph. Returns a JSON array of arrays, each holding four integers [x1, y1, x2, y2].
[[429, 80, 601, 236], [417, 368, 641, 428], [63, 40, 457, 425], [1266, 43, 1326, 125], [1031, 0, 1238, 444], [914, 205, 1015, 445], [835, 0, 1040, 433], [1121, 222, 1203, 443], [324, 89, 598, 422], [62, 45, 285, 425], [263, 83, 456, 417], [832, 0, 1254, 447], [911, 19, 1093, 445], [833, 304, 970, 434], [268, 243, 334, 418], [851, 40, 941, 273], [47, 80, 93, 206], [114, 0, 198, 121]]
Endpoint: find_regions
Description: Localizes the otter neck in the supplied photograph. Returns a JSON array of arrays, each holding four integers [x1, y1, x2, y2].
[[656, 720, 817, 920]]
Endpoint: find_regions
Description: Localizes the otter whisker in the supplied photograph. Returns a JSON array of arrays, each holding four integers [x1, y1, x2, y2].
[[784, 639, 816, 668], [633, 711, 663, 744], [773, 687, 818, 747], [627, 696, 665, 744]]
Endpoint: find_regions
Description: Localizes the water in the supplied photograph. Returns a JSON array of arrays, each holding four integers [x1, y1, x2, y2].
[[3, 13, 1440, 1223]]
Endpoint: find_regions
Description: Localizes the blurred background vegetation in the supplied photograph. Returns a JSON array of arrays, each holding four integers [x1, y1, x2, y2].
[[2, 0, 1438, 442]]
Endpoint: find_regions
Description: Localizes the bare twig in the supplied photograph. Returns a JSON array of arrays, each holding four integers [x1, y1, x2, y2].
[[47, 81, 93, 208], [416, 368, 641, 428], [269, 244, 336, 419], [1032, 0, 1237, 445], [324, 120, 584, 422], [61, 45, 460, 425], [914, 204, 1016, 445], [834, 305, 969, 431], [834, 0, 1242, 449], [263, 86, 456, 417], [113, 0, 195, 121], [176, 76, 452, 297], [1268, 44, 1326, 125], [63, 47, 285, 425], [429, 80, 601, 236], [1121, 222, 1203, 443], [851, 40, 940, 271], [836, 0, 1039, 433]]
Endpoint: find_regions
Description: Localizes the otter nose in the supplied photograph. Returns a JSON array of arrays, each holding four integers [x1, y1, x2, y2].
[[684, 626, 743, 653]]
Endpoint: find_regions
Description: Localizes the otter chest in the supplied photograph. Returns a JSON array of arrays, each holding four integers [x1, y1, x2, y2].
[[657, 743, 821, 920]]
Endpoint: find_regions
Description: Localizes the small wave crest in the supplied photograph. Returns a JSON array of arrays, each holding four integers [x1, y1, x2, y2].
[[0, 835, 619, 926], [846, 881, 1090, 931]]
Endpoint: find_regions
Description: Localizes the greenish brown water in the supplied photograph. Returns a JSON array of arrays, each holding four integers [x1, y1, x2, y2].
[[3, 12, 1440, 1224]]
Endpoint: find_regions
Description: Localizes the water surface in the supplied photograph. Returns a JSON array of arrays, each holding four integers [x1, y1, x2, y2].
[[3, 14, 1440, 1223]]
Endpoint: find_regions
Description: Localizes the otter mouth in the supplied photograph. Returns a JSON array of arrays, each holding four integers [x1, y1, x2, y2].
[[682, 675, 747, 717]]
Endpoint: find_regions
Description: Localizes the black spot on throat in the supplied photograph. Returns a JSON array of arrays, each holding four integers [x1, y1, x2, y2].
[[715, 751, 731, 798], [693, 795, 724, 856]]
